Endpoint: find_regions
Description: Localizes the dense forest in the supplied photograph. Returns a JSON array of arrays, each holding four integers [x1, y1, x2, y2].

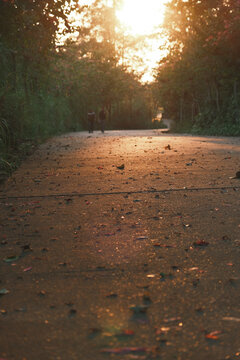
[[0, 0, 153, 176], [0, 0, 240, 176], [154, 0, 240, 135]]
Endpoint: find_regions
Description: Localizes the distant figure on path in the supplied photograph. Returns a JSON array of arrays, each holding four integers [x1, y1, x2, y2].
[[99, 107, 106, 133], [87, 110, 96, 133]]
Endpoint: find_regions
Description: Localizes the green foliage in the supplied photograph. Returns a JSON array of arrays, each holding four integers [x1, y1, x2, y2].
[[0, 0, 153, 176], [154, 0, 240, 136], [0, 118, 10, 152]]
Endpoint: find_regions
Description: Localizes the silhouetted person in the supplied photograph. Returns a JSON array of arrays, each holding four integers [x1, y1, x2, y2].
[[99, 107, 106, 133], [87, 110, 96, 133]]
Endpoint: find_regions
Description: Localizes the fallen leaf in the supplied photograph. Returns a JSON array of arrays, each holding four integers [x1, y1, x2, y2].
[[195, 307, 204, 313], [65, 302, 74, 307], [119, 329, 135, 336], [130, 305, 148, 314], [232, 171, 240, 179], [23, 266, 32, 272], [108, 329, 135, 338], [192, 279, 200, 287], [143, 292, 152, 304], [15, 307, 26, 313], [189, 267, 199, 271], [65, 198, 73, 203], [95, 266, 106, 271], [88, 328, 102, 339], [68, 309, 77, 318], [101, 347, 149, 354], [222, 316, 240, 322], [172, 265, 180, 271], [106, 293, 118, 298], [3, 255, 20, 263], [152, 216, 160, 220], [163, 317, 181, 323], [228, 277, 238, 284], [155, 327, 170, 335], [153, 243, 175, 248], [21, 244, 33, 252], [193, 240, 209, 247], [222, 235, 231, 241], [0, 289, 9, 295], [205, 330, 221, 340], [136, 236, 148, 240]]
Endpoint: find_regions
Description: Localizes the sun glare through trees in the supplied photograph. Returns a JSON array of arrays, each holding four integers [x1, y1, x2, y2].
[[0, 0, 240, 173], [116, 0, 168, 82], [116, 0, 166, 36], [77, 0, 169, 82]]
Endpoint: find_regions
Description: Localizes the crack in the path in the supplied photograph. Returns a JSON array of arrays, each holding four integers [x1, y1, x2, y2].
[[0, 185, 239, 200]]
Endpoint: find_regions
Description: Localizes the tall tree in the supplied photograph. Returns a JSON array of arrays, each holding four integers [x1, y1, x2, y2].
[[154, 0, 240, 135]]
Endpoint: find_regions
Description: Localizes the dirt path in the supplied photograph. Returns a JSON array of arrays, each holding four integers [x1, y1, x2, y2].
[[0, 130, 240, 360]]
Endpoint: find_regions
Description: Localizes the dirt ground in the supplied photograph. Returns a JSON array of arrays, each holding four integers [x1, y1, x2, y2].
[[0, 130, 240, 360]]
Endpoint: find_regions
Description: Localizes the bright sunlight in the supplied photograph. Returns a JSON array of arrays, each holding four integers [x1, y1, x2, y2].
[[116, 0, 166, 36], [78, 0, 169, 82], [117, 0, 168, 82]]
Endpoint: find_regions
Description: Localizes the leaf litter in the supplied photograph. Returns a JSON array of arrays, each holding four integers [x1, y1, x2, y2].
[[135, 236, 148, 241], [3, 255, 20, 263], [130, 305, 149, 314], [163, 317, 182, 324], [205, 330, 222, 340], [153, 243, 176, 248], [23, 266, 32, 272], [193, 240, 209, 247], [222, 316, 240, 322], [0, 289, 9, 295], [101, 347, 150, 354], [116, 164, 125, 170]]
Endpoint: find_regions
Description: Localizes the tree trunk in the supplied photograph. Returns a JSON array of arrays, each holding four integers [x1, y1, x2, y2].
[[215, 83, 220, 113], [180, 98, 183, 123], [107, 103, 112, 123], [191, 103, 194, 123], [233, 79, 238, 105], [129, 97, 133, 123]]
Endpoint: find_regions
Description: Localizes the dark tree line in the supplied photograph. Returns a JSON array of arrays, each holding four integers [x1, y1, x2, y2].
[[0, 0, 152, 174], [1, 0, 239, 175], [153, 0, 240, 135]]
